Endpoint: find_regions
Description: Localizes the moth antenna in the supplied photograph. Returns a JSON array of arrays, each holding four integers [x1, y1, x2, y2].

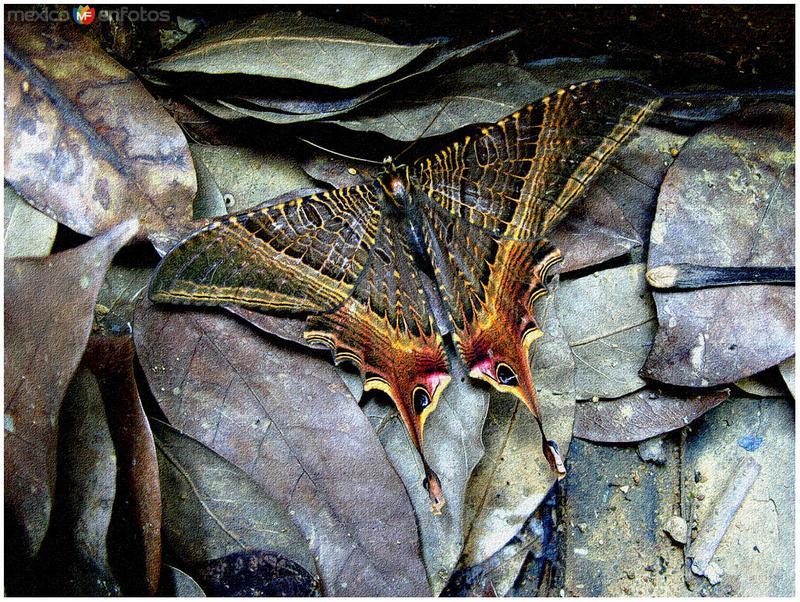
[[297, 137, 384, 165], [395, 98, 454, 163]]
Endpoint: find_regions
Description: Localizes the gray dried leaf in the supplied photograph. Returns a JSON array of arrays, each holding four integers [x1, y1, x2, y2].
[[153, 12, 432, 88], [189, 144, 317, 214], [362, 357, 488, 595], [778, 356, 795, 398], [330, 63, 551, 141], [573, 388, 729, 443], [556, 264, 656, 400], [150, 420, 318, 582], [643, 103, 794, 387]]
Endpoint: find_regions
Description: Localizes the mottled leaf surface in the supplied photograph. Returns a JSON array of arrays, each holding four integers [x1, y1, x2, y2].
[[362, 358, 488, 595], [461, 282, 575, 567], [4, 220, 137, 560], [134, 300, 429, 596], [4, 182, 57, 258], [4, 22, 195, 240], [643, 103, 794, 387], [150, 421, 318, 585], [153, 12, 432, 88], [556, 264, 656, 399], [573, 388, 729, 443]]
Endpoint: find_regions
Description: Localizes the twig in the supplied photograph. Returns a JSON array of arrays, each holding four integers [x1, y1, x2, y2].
[[647, 264, 795, 290], [687, 456, 761, 576]]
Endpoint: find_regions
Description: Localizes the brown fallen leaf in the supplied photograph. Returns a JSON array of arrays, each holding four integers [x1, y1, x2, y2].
[[5, 21, 196, 241], [573, 388, 729, 443], [4, 219, 138, 562], [133, 299, 430, 596], [152, 12, 432, 88], [150, 420, 319, 593], [643, 103, 794, 387], [83, 336, 162, 596]]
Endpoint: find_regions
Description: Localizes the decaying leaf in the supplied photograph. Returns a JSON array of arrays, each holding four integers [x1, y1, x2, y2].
[[735, 370, 787, 397], [4, 182, 57, 258], [4, 21, 196, 240], [83, 337, 162, 596], [301, 152, 377, 189], [4, 219, 137, 560], [549, 124, 689, 272], [150, 420, 319, 590], [35, 369, 120, 596], [94, 252, 154, 337], [153, 12, 432, 88], [461, 283, 576, 567], [190, 146, 227, 220], [361, 358, 488, 595], [555, 264, 656, 400], [643, 103, 794, 387], [330, 63, 550, 141], [134, 300, 430, 596], [196, 550, 319, 596], [599, 125, 689, 247], [573, 388, 729, 443]]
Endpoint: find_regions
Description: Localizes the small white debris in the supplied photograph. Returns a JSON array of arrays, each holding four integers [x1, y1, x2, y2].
[[663, 515, 688, 544]]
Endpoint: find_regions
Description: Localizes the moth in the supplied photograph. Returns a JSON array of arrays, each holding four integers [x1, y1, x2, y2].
[[150, 79, 661, 512]]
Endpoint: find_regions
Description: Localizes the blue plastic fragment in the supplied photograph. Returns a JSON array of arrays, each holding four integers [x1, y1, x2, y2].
[[738, 434, 764, 452]]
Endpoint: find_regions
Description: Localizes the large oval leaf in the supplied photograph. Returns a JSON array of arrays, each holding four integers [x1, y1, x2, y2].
[[153, 12, 432, 89], [4, 21, 195, 240], [133, 299, 430, 596], [642, 103, 794, 386], [330, 63, 549, 141], [150, 420, 319, 591]]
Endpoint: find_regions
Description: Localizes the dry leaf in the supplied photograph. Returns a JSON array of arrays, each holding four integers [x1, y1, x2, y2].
[[555, 264, 656, 400], [573, 388, 729, 443], [84, 337, 162, 595], [5, 21, 195, 241], [4, 220, 138, 560], [153, 12, 432, 88], [4, 182, 57, 258], [134, 300, 430, 595], [151, 420, 319, 590], [461, 283, 575, 566], [643, 103, 794, 387]]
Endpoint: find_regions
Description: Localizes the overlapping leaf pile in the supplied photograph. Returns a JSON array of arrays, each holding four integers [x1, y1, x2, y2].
[[4, 11, 794, 597]]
